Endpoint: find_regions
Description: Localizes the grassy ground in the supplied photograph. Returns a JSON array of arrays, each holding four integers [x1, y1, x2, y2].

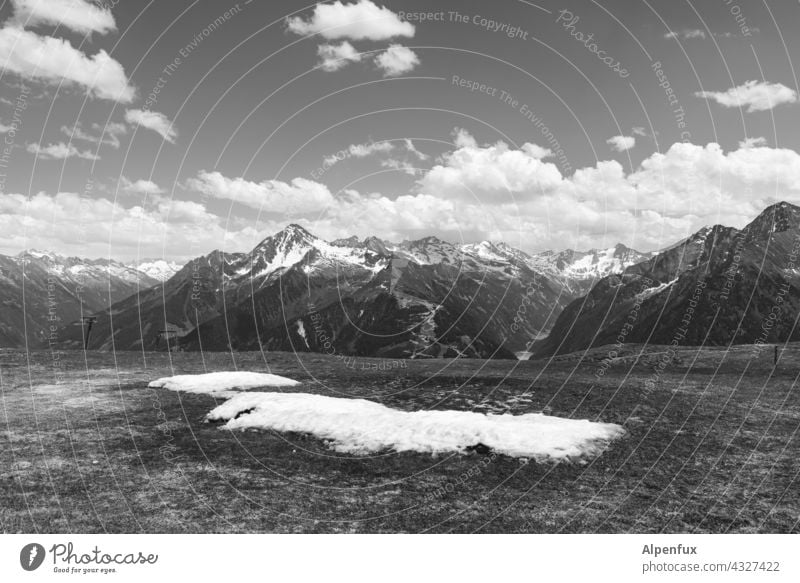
[[1, 344, 798, 533]]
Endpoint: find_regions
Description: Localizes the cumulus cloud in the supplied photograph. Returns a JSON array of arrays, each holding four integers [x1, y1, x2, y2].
[[317, 41, 362, 71], [419, 129, 561, 201], [121, 177, 165, 195], [739, 136, 768, 149], [0, 122, 13, 133], [388, 130, 800, 251], [374, 44, 419, 77], [664, 29, 706, 40], [696, 80, 798, 112], [26, 141, 100, 160], [125, 109, 177, 143], [0, 25, 135, 102], [287, 0, 414, 41], [606, 135, 636, 152], [11, 0, 116, 36], [0, 190, 262, 260], [187, 171, 335, 213], [7, 137, 800, 259]]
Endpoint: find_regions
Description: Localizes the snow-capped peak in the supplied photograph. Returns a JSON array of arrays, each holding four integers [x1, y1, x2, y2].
[[133, 259, 182, 281], [530, 244, 652, 281], [234, 225, 390, 280], [18, 249, 62, 261]]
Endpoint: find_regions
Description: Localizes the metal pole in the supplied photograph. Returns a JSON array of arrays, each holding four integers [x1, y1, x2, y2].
[[774, 345, 778, 367]]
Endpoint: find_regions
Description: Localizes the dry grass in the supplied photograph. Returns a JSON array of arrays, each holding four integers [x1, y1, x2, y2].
[[1, 345, 798, 533]]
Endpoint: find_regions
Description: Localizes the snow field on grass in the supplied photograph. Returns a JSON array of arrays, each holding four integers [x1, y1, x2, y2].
[[148, 371, 300, 397], [206, 391, 625, 461]]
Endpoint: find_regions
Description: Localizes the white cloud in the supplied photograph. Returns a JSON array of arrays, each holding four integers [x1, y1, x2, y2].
[[121, 177, 165, 195], [739, 136, 768, 149], [317, 41, 362, 72], [403, 139, 429, 160], [26, 141, 99, 160], [381, 158, 418, 176], [374, 44, 419, 77], [383, 130, 800, 251], [124, 109, 177, 143], [606, 135, 636, 152], [321, 140, 395, 166], [419, 129, 560, 201], [287, 0, 414, 41], [187, 171, 335, 213], [10, 124, 800, 261], [61, 121, 127, 149], [0, 122, 13, 133], [347, 141, 395, 157], [11, 0, 116, 36], [696, 80, 798, 112], [664, 29, 706, 40], [380, 140, 430, 175], [0, 190, 261, 260], [631, 126, 648, 137], [0, 25, 135, 102]]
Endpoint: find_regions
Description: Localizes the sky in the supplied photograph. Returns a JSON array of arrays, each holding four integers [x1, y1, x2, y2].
[[1, 0, 799, 261]]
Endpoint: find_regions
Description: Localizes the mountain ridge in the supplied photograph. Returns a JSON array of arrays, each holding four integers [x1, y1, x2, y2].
[[534, 201, 800, 357]]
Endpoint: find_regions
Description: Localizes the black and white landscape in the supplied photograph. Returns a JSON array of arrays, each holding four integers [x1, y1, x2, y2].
[[1, 0, 799, 538]]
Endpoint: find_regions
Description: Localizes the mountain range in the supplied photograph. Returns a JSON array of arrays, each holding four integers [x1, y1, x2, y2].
[[6, 202, 797, 359], [32, 226, 646, 357]]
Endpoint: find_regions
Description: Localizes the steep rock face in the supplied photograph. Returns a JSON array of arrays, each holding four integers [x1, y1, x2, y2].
[[0, 251, 159, 347], [535, 202, 800, 356]]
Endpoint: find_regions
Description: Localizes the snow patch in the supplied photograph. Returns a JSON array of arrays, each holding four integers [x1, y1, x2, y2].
[[297, 320, 310, 348], [635, 278, 678, 301], [206, 392, 625, 460], [148, 371, 300, 396]]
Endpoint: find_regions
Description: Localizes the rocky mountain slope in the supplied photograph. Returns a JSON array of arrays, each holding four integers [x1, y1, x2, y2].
[[535, 201, 800, 356]]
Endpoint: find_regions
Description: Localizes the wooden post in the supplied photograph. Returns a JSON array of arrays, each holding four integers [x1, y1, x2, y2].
[[82, 316, 97, 350]]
